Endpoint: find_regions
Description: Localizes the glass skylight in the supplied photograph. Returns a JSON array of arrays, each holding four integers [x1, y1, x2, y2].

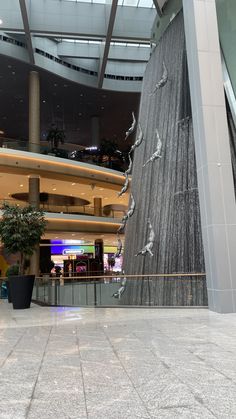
[[63, 0, 154, 7]]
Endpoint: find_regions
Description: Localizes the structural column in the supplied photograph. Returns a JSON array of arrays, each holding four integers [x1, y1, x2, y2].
[[94, 197, 102, 217], [183, 0, 236, 312], [29, 175, 40, 275], [29, 71, 40, 153], [91, 116, 100, 147]]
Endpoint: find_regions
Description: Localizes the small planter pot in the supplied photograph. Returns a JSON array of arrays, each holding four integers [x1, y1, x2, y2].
[[6, 281, 12, 303], [9, 275, 35, 309]]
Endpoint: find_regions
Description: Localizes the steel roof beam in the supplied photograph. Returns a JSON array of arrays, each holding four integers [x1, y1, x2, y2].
[[98, 0, 118, 89], [19, 0, 35, 64]]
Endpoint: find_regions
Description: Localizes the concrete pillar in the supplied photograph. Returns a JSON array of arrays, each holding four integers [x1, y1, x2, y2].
[[91, 116, 100, 147], [94, 238, 104, 273], [183, 0, 236, 312], [28, 175, 40, 276], [29, 71, 40, 153], [94, 197, 102, 217]]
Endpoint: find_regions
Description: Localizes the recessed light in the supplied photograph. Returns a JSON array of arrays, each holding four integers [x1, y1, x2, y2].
[[52, 188, 56, 191], [0, 130, 4, 135], [72, 233, 75, 236], [42, 100, 46, 103], [20, 184, 23, 187], [104, 197, 108, 200], [71, 182, 76, 186], [99, 188, 104, 191], [0, 19, 3, 25], [81, 192, 85, 195], [55, 236, 58, 239]]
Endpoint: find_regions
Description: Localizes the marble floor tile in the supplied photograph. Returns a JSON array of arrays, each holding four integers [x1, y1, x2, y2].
[[1, 302, 236, 418]]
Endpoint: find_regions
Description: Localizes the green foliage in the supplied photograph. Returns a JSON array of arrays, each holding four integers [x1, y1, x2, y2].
[[0, 204, 46, 275], [6, 264, 19, 277], [46, 125, 66, 150]]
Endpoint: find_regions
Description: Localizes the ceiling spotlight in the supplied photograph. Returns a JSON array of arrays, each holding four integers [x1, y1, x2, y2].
[[20, 184, 23, 187], [42, 100, 46, 103], [52, 188, 56, 191], [71, 182, 76, 186], [0, 130, 4, 135]]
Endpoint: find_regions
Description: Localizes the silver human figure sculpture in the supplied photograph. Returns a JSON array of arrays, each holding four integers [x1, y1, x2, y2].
[[125, 112, 136, 140], [124, 154, 132, 176], [143, 129, 162, 167], [126, 193, 135, 219], [129, 124, 144, 154], [116, 193, 136, 234], [118, 173, 129, 197], [135, 219, 155, 257], [150, 61, 168, 96], [114, 235, 122, 258], [112, 272, 127, 299]]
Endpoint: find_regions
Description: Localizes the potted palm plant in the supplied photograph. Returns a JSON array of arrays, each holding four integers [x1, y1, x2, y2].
[[0, 203, 46, 309], [46, 124, 66, 151]]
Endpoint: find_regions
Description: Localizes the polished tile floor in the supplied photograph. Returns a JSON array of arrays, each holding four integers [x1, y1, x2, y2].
[[1, 301, 236, 418]]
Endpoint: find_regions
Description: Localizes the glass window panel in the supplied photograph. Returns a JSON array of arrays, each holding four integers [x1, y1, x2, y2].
[[122, 0, 138, 6], [138, 0, 154, 6]]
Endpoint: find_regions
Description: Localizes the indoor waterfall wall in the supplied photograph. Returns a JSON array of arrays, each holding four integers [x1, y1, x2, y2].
[[122, 12, 206, 306]]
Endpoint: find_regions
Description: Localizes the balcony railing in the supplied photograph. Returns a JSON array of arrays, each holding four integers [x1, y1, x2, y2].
[[29, 273, 208, 307], [0, 199, 125, 219], [0, 139, 127, 173]]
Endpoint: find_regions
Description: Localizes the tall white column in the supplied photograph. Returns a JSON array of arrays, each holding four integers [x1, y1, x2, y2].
[[29, 175, 40, 276], [183, 0, 236, 312], [91, 116, 100, 147], [29, 71, 40, 153]]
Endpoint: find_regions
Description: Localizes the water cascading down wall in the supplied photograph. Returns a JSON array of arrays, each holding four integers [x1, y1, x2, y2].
[[122, 11, 207, 306]]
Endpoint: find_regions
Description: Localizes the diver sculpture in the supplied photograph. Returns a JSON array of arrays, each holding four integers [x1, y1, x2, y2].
[[118, 173, 129, 197], [135, 219, 155, 257], [113, 235, 123, 259], [124, 154, 132, 176], [117, 193, 136, 234], [129, 124, 144, 154], [125, 112, 136, 140], [143, 128, 162, 167], [112, 272, 127, 299], [150, 61, 168, 96]]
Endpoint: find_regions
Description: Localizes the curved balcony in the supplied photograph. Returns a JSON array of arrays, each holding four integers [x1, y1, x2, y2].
[[0, 148, 130, 236]]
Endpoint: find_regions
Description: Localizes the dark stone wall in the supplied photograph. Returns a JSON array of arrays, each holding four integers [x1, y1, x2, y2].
[[121, 12, 206, 305]]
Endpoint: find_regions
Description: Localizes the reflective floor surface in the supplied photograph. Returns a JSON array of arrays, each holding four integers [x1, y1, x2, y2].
[[1, 301, 236, 418]]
